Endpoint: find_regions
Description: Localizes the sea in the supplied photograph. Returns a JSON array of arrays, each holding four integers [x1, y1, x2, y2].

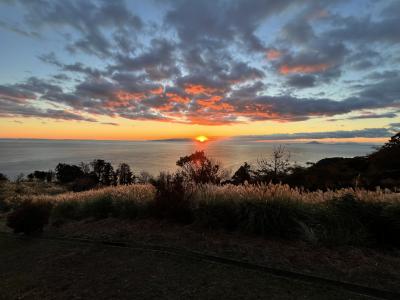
[[0, 139, 379, 179]]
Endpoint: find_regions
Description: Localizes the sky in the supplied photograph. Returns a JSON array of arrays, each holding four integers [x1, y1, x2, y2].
[[0, 0, 399, 142]]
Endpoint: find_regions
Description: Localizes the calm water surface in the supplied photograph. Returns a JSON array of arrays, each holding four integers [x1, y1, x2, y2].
[[0, 139, 378, 178]]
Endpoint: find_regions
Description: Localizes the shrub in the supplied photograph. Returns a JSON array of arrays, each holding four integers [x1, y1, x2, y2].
[[238, 197, 310, 239], [80, 194, 113, 219], [51, 200, 81, 226], [378, 203, 400, 246], [318, 194, 388, 246], [151, 172, 194, 224], [6, 201, 52, 234], [195, 198, 240, 231], [71, 175, 98, 192]]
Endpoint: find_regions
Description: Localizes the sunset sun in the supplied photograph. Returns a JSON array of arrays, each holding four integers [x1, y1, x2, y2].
[[195, 135, 209, 143]]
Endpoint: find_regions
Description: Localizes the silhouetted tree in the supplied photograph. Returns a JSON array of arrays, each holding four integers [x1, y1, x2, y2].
[[46, 171, 54, 183], [137, 171, 153, 184], [367, 131, 400, 188], [380, 132, 400, 150], [27, 170, 53, 182], [116, 163, 133, 185], [102, 162, 115, 186], [231, 162, 253, 184], [176, 151, 225, 184], [256, 145, 291, 182], [55, 163, 83, 184], [79, 162, 91, 174], [0, 173, 8, 182], [15, 173, 24, 183], [90, 159, 115, 186]]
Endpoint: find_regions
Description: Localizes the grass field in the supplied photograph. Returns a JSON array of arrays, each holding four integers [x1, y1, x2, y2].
[[4, 182, 399, 247]]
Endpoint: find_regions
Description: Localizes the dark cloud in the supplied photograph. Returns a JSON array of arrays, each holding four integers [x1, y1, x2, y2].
[[165, 0, 297, 52], [346, 112, 398, 120], [111, 38, 180, 80], [328, 14, 400, 45], [286, 75, 316, 88], [0, 98, 97, 122], [235, 128, 392, 141], [101, 122, 119, 126], [0, 19, 40, 38], [388, 122, 400, 132], [19, 0, 142, 56], [328, 112, 399, 121]]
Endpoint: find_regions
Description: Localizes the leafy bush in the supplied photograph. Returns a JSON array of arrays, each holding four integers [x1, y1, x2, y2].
[[7, 201, 52, 234]]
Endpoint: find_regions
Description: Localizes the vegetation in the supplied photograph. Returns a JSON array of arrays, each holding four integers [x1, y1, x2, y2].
[[176, 151, 226, 184], [1, 132, 400, 247], [3, 182, 398, 247], [6, 200, 52, 234]]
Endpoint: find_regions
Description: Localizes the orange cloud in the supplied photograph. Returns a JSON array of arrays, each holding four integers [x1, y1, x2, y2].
[[184, 84, 220, 95], [150, 86, 164, 95], [279, 63, 330, 74], [196, 96, 233, 111], [266, 49, 282, 60], [166, 92, 190, 104], [115, 91, 145, 101]]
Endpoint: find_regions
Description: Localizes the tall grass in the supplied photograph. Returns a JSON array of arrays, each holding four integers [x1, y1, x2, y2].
[[5, 182, 400, 247], [41, 184, 155, 224]]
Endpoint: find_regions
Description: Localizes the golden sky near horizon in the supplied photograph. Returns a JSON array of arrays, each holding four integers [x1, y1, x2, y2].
[[0, 115, 391, 143]]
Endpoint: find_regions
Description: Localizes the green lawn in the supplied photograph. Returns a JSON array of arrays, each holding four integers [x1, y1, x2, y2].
[[0, 236, 373, 300]]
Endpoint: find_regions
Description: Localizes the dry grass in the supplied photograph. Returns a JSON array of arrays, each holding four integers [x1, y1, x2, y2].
[[191, 183, 400, 205], [3, 182, 400, 246]]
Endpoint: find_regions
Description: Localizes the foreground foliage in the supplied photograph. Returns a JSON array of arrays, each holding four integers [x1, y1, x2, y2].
[[5, 182, 400, 247]]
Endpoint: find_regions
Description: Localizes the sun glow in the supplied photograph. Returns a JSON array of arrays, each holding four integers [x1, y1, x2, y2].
[[195, 135, 209, 143]]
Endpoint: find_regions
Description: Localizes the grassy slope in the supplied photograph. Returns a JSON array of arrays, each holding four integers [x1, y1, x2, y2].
[[0, 236, 373, 300]]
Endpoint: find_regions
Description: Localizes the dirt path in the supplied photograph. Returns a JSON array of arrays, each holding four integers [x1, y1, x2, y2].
[[0, 235, 377, 300]]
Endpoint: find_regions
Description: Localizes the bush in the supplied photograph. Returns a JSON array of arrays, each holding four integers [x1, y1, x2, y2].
[[51, 200, 81, 226], [195, 199, 240, 231], [151, 172, 194, 224], [318, 194, 391, 246], [7, 201, 52, 234], [378, 203, 400, 246], [237, 198, 310, 239], [71, 175, 98, 192], [81, 194, 113, 219]]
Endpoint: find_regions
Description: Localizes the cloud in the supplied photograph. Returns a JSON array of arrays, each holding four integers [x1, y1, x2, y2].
[[388, 122, 400, 132], [328, 112, 399, 121], [164, 0, 297, 52], [266, 49, 282, 60], [18, 0, 142, 56], [280, 63, 330, 75], [0, 99, 97, 122], [0, 0, 399, 129], [286, 75, 316, 88], [0, 19, 40, 38], [235, 128, 392, 141], [101, 122, 119, 126]]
